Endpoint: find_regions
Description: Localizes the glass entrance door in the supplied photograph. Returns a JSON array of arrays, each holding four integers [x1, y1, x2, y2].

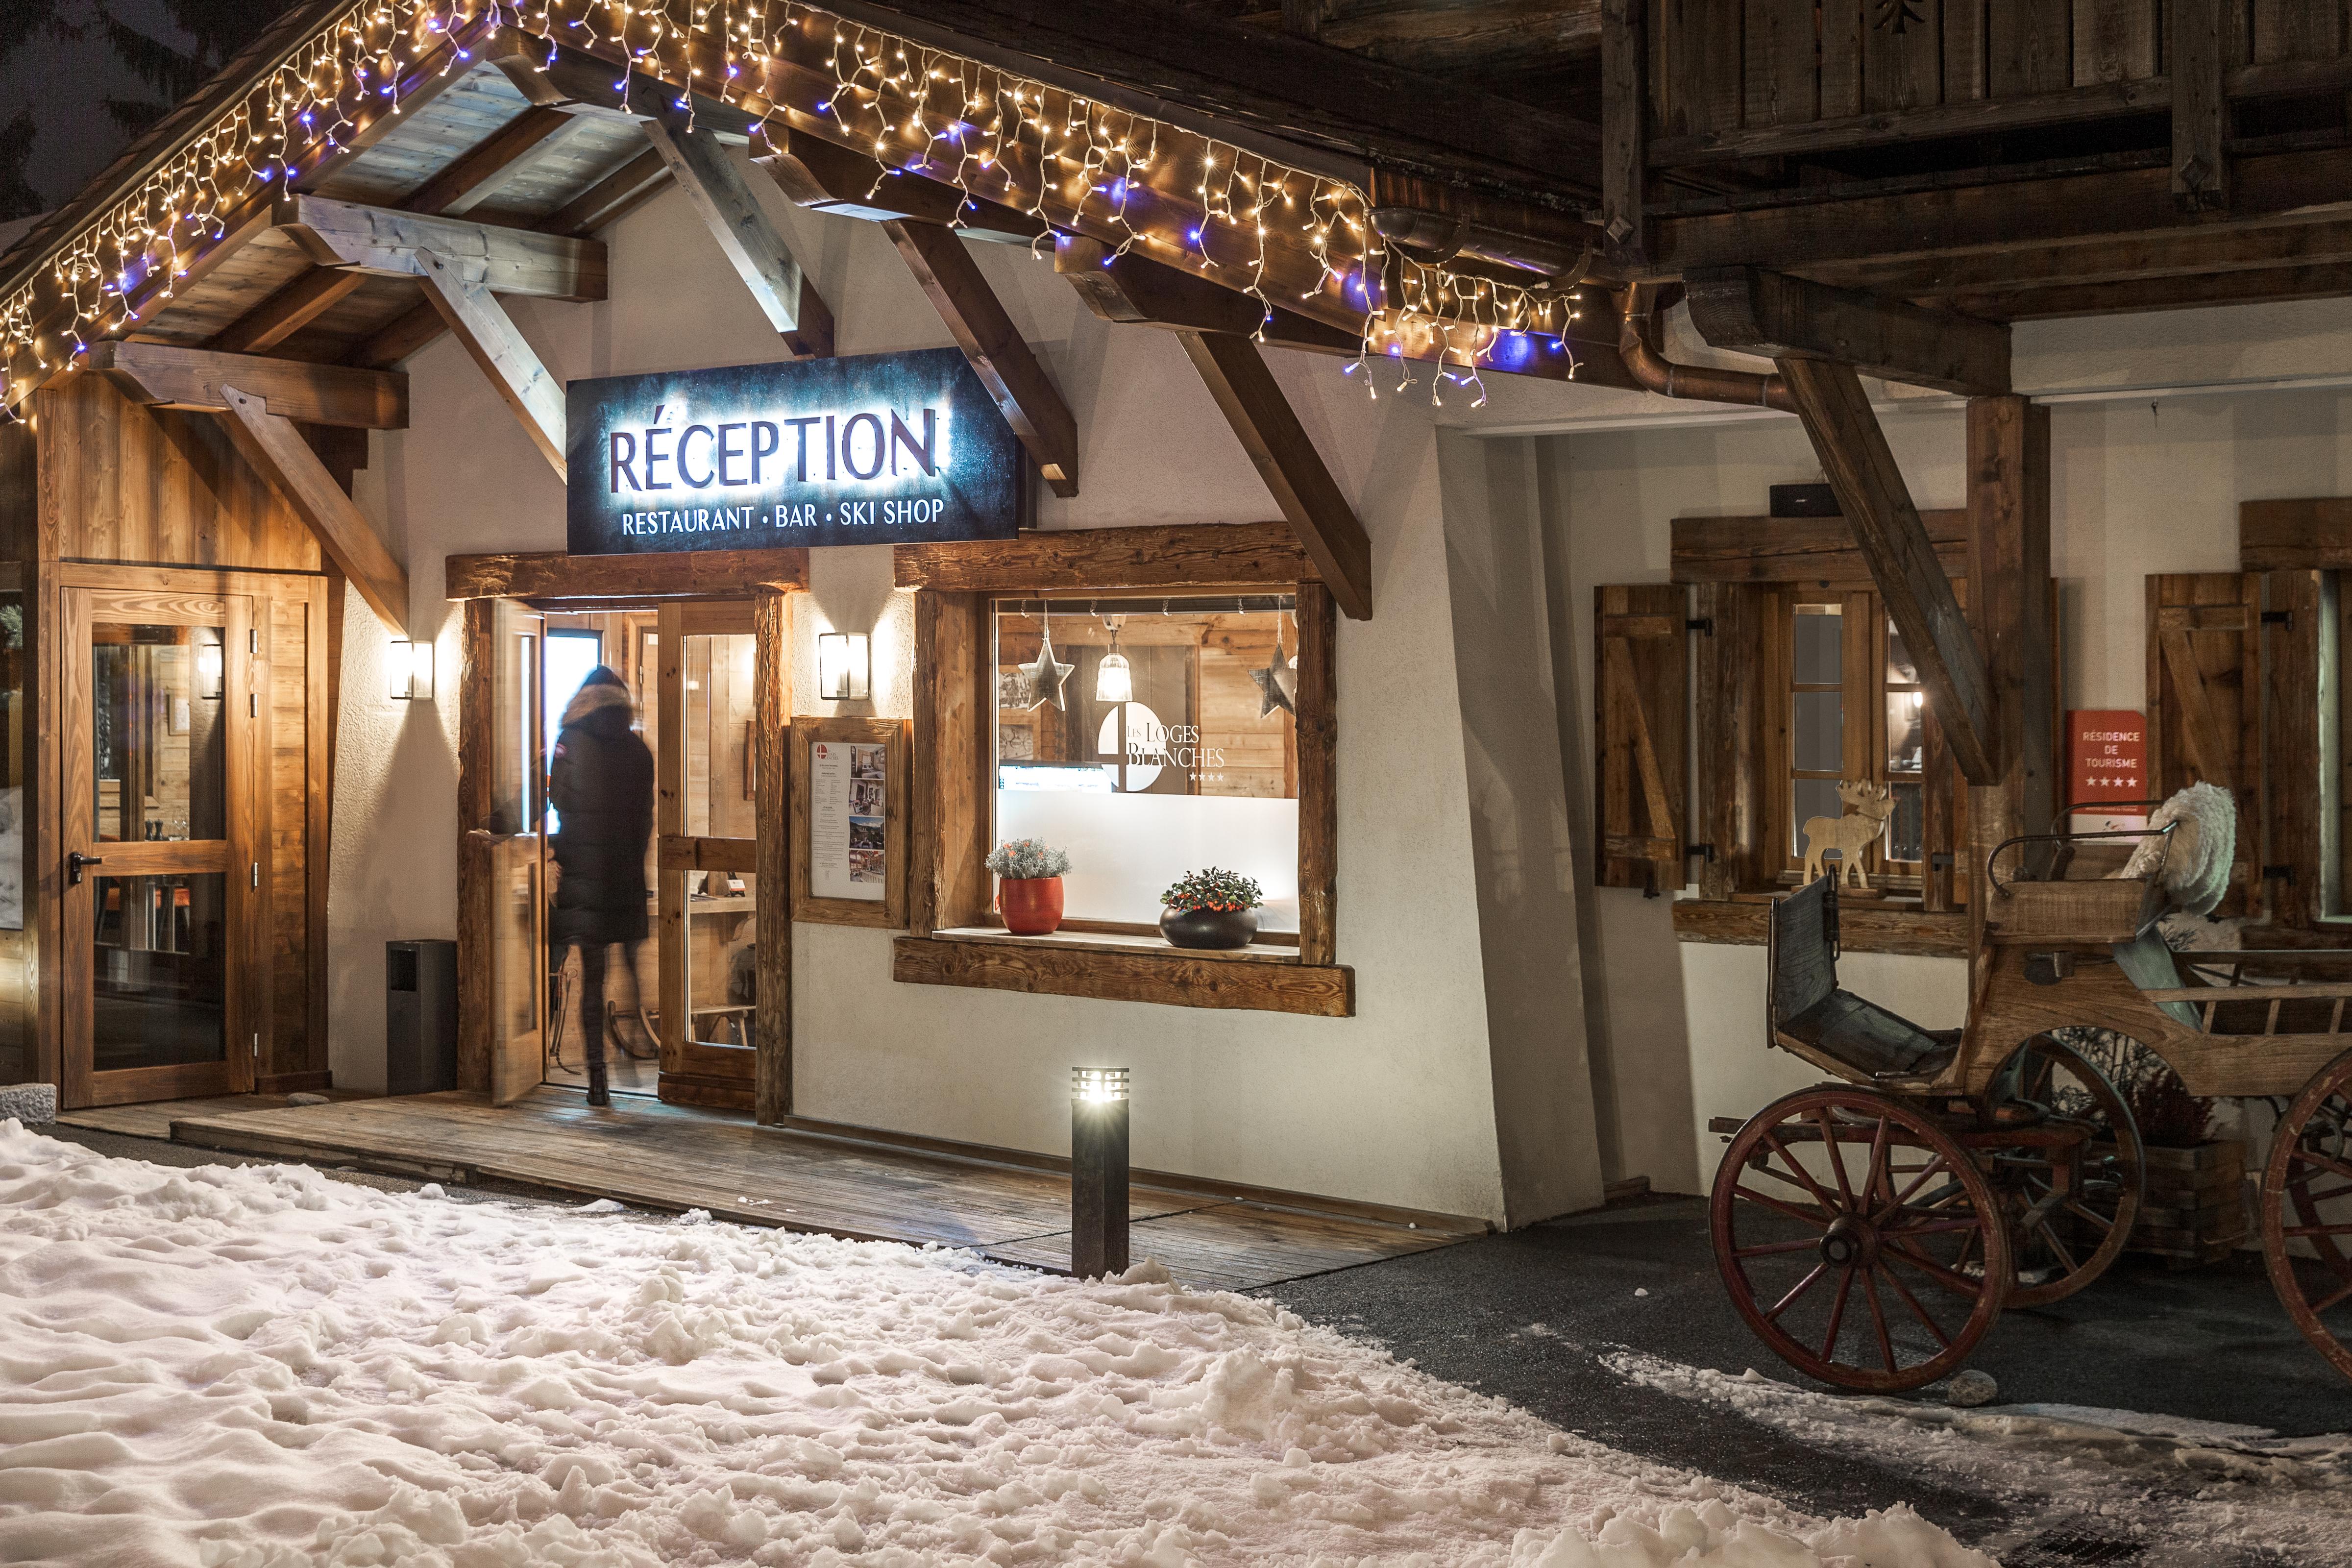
[[61, 588, 259, 1106]]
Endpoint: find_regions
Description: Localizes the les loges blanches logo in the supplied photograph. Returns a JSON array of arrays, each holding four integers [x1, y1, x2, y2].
[[602, 400, 956, 538]]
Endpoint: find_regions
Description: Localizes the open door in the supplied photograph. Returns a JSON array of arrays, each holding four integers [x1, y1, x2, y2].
[[475, 598, 545, 1105], [60, 586, 263, 1107]]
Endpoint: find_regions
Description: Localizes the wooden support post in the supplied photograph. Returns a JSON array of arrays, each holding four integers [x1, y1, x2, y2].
[[754, 586, 793, 1125], [415, 247, 567, 478], [885, 218, 1079, 497], [642, 107, 833, 359], [2171, 0, 2229, 214], [1684, 267, 2012, 396], [1776, 357, 1999, 785], [215, 387, 412, 633], [1176, 332, 1373, 620], [1965, 395, 2054, 949], [1600, 0, 1646, 270], [1296, 580, 1339, 965]]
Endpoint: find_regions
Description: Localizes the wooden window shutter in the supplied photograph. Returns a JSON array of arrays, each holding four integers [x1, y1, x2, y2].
[[1690, 581, 1768, 898], [1594, 584, 1688, 891], [2261, 569, 2322, 928], [2147, 573, 2263, 918]]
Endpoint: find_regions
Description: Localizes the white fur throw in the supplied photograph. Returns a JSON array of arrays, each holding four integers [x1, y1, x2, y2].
[[2115, 781, 2236, 916]]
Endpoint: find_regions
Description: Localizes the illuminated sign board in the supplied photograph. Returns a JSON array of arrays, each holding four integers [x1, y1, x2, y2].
[[565, 346, 1027, 555]]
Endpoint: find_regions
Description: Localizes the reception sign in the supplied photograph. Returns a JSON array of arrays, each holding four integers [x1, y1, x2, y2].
[[565, 346, 1027, 555]]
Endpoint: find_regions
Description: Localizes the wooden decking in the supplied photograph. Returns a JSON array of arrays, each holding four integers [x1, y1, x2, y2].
[[165, 1088, 1479, 1291]]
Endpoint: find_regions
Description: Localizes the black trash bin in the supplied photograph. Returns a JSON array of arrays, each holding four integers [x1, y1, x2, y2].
[[386, 939, 459, 1096]]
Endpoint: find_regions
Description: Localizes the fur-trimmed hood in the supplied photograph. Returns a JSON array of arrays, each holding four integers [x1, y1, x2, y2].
[[562, 680, 634, 728]]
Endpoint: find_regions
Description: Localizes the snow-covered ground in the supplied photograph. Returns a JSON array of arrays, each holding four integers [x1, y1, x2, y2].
[[0, 1122, 1990, 1567], [1615, 1351, 2352, 1566]]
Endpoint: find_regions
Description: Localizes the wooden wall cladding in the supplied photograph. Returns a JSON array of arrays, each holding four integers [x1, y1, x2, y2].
[[36, 375, 324, 573], [2146, 572, 2263, 918], [1643, 1, 2336, 149]]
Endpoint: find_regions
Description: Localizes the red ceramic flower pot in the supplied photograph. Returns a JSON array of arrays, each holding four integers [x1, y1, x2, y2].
[[998, 876, 1065, 935]]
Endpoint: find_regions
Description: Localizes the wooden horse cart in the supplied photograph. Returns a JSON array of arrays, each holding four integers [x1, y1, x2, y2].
[[1710, 808, 2352, 1391]]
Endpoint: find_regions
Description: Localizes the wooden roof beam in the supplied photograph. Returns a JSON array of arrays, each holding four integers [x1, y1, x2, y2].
[[1777, 357, 1997, 785], [88, 341, 406, 429], [280, 195, 608, 301], [1054, 235, 1361, 354], [757, 129, 1046, 244], [1180, 332, 1372, 621], [1684, 267, 2011, 396], [415, 247, 567, 478], [216, 386, 410, 634], [208, 267, 369, 355], [640, 105, 833, 359], [402, 105, 586, 218], [536, 147, 673, 236], [886, 219, 1078, 498]]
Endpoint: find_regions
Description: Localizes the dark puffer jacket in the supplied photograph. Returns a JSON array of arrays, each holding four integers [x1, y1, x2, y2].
[[549, 677, 654, 946]]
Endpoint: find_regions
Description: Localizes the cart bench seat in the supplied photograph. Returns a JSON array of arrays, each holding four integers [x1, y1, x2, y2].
[[1770, 877, 1959, 1082]]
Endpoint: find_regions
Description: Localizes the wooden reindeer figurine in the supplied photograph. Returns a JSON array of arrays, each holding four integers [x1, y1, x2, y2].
[[1801, 779, 1896, 889]]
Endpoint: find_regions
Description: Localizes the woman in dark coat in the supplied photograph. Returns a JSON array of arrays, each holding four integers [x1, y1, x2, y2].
[[549, 665, 654, 1106]]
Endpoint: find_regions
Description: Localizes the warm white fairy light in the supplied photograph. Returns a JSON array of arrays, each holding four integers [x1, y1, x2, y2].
[[0, 0, 1577, 423]]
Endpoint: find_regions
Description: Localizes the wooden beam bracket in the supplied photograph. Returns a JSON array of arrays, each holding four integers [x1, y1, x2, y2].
[[415, 247, 567, 478], [215, 385, 410, 634], [642, 106, 833, 358], [886, 218, 1078, 497], [1685, 267, 2011, 396], [1776, 356, 1999, 784]]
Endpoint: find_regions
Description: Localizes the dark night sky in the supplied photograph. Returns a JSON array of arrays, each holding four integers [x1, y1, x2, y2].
[[1, 0, 197, 214]]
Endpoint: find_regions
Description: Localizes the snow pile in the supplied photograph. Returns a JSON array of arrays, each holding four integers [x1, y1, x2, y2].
[[0, 1124, 1989, 1566]]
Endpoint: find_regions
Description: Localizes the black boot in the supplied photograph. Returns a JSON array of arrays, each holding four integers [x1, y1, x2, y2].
[[587, 1073, 611, 1109]]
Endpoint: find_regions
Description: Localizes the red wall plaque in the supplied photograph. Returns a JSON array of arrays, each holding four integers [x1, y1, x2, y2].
[[2068, 710, 2148, 823]]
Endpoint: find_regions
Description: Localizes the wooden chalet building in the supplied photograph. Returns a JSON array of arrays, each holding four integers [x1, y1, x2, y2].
[[3, 0, 2352, 1220]]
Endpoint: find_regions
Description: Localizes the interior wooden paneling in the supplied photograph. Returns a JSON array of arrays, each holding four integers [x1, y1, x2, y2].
[[37, 375, 324, 573]]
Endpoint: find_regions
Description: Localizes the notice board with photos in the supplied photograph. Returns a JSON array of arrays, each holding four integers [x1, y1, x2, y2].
[[791, 716, 909, 928]]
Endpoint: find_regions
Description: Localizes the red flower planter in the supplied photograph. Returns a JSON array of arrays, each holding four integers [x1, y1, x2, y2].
[[998, 876, 1065, 935]]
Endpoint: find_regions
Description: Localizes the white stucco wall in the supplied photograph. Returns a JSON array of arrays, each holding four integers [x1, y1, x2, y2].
[[329, 147, 1612, 1224], [1547, 373, 2352, 1193]]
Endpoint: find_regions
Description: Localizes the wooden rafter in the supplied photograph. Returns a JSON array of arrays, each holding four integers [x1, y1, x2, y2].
[[885, 219, 1079, 497], [89, 341, 406, 429], [414, 247, 568, 477], [1683, 267, 2011, 396], [1776, 356, 1998, 786], [536, 147, 674, 236], [1178, 332, 1372, 622], [758, 128, 1045, 244], [640, 106, 833, 359], [215, 386, 411, 633], [209, 267, 369, 355], [1054, 235, 1359, 355], [402, 105, 585, 218]]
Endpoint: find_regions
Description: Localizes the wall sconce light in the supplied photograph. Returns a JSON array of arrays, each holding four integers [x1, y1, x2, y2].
[[1071, 1066, 1130, 1278], [1094, 620, 1132, 704], [817, 631, 871, 702], [388, 638, 434, 703], [195, 641, 224, 702]]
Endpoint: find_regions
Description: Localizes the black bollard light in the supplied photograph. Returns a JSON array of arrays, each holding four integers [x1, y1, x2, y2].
[[1070, 1067, 1130, 1278]]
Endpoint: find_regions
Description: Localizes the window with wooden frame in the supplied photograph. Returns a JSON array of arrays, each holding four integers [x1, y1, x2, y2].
[[891, 524, 1351, 1018], [1601, 508, 2037, 956]]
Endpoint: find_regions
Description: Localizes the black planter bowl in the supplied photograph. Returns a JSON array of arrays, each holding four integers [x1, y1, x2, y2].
[[1159, 906, 1259, 950]]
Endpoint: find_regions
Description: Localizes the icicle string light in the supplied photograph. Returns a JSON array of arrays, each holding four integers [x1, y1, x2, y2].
[[0, 0, 1578, 422]]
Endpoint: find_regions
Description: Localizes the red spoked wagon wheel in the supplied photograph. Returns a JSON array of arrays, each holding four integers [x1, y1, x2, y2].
[[1988, 1036, 2144, 1308], [2261, 1048, 2352, 1381], [1712, 1086, 2010, 1392]]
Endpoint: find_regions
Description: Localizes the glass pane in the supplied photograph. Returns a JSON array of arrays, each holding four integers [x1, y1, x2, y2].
[[1794, 778, 1846, 862], [1794, 691, 1843, 773], [1794, 605, 1842, 685], [1886, 620, 1918, 686], [92, 872, 226, 1070], [994, 595, 1300, 930], [685, 633, 757, 839], [685, 869, 758, 1051], [1886, 689, 1926, 774], [543, 630, 605, 835], [1887, 782, 1924, 863], [94, 623, 224, 843]]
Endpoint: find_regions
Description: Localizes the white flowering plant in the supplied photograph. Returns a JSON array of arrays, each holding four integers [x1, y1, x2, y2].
[[986, 838, 1072, 880]]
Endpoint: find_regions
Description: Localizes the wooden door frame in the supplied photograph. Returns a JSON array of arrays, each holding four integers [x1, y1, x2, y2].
[[452, 550, 797, 1120], [53, 573, 267, 1108]]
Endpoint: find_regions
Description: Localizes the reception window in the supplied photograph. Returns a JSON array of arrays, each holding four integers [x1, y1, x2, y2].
[[990, 594, 1301, 933]]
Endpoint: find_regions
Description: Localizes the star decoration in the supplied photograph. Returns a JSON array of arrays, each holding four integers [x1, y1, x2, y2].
[[1015, 630, 1075, 711], [1251, 635, 1298, 717]]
